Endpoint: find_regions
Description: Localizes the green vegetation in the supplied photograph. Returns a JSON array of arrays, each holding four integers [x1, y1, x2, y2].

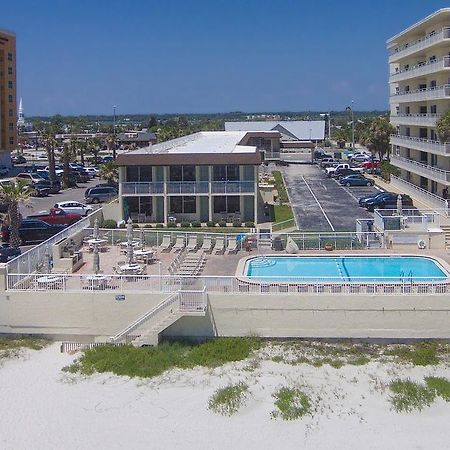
[[273, 204, 294, 223], [389, 379, 436, 413], [101, 219, 117, 229], [271, 387, 312, 420], [387, 342, 440, 366], [65, 338, 261, 378], [380, 161, 400, 182], [0, 337, 48, 360], [208, 382, 249, 416], [271, 170, 289, 204], [425, 377, 450, 402], [436, 110, 450, 142]]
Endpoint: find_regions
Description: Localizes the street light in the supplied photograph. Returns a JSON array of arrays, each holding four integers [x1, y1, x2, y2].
[[345, 101, 355, 151]]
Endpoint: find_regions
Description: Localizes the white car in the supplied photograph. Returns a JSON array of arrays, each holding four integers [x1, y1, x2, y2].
[[45, 166, 64, 176], [84, 167, 99, 177], [54, 201, 93, 216]]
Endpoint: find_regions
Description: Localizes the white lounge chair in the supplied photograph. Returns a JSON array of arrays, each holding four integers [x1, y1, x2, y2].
[[173, 236, 186, 252], [160, 235, 173, 252], [186, 236, 198, 252], [214, 237, 226, 254], [226, 236, 239, 254], [200, 237, 214, 253]]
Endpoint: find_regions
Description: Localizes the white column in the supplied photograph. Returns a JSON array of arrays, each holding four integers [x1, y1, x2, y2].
[[118, 166, 125, 220], [163, 166, 168, 225], [254, 166, 258, 225], [208, 165, 213, 222]]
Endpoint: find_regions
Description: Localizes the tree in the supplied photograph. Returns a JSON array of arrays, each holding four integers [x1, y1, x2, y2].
[[61, 142, 75, 188], [363, 116, 396, 160], [0, 181, 31, 248], [99, 161, 118, 184], [148, 116, 158, 129], [436, 110, 450, 142], [42, 131, 58, 181]]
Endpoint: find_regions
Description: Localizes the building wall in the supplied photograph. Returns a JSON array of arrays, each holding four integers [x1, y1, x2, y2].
[[0, 29, 17, 166]]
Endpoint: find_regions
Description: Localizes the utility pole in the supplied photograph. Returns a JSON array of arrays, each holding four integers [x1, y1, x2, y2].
[[345, 101, 355, 150]]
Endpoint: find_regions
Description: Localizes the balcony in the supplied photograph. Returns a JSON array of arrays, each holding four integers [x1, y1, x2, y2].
[[390, 84, 450, 103], [389, 28, 450, 63], [390, 134, 450, 156], [166, 182, 209, 194], [211, 181, 255, 194], [390, 154, 450, 183], [122, 182, 164, 195], [390, 57, 450, 83], [390, 114, 440, 127]]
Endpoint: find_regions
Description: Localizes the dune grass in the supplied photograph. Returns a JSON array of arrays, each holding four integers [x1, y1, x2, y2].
[[0, 337, 48, 360], [65, 337, 262, 378], [387, 342, 441, 366], [425, 377, 450, 402], [271, 387, 313, 420], [208, 382, 249, 416], [389, 379, 436, 413]]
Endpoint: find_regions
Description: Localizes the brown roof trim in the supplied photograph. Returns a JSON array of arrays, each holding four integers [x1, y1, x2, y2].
[[115, 152, 262, 166]]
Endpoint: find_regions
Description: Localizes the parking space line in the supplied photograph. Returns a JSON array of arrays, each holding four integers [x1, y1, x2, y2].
[[301, 176, 335, 231], [280, 170, 299, 230]]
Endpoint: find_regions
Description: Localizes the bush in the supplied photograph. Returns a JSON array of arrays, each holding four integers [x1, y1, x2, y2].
[[389, 379, 436, 413], [144, 224, 154, 229], [206, 221, 216, 227], [218, 220, 227, 228], [208, 383, 249, 416], [180, 221, 191, 228], [132, 223, 140, 228], [167, 222, 177, 228], [101, 219, 117, 229], [425, 377, 450, 401], [388, 342, 440, 366], [232, 219, 242, 227], [245, 221, 255, 228], [191, 221, 201, 228], [271, 387, 313, 420], [155, 223, 164, 228]]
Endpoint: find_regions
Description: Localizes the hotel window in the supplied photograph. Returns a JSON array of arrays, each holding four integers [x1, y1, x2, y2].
[[213, 196, 240, 214], [405, 106, 410, 114], [170, 196, 196, 214], [126, 166, 139, 182], [7, 52, 12, 61], [430, 80, 437, 88], [8, 95, 13, 103], [139, 166, 152, 182], [169, 165, 195, 182], [9, 137, 14, 145], [430, 105, 437, 114], [8, 123, 13, 130], [8, 67, 12, 75], [8, 109, 13, 117], [8, 81, 13, 89], [213, 165, 239, 181]]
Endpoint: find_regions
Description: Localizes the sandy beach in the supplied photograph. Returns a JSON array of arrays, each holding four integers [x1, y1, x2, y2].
[[0, 343, 449, 450]]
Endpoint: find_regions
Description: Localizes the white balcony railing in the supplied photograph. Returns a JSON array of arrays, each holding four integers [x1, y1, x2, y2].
[[390, 154, 450, 183], [211, 181, 255, 194], [390, 134, 450, 156], [390, 57, 450, 83], [389, 28, 450, 63], [166, 182, 209, 195], [122, 182, 164, 195], [390, 84, 450, 103], [390, 114, 440, 127]]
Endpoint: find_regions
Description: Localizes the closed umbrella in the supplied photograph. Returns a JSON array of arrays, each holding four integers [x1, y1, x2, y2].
[[396, 194, 403, 216], [93, 243, 100, 274], [93, 217, 99, 239], [126, 218, 134, 264], [140, 227, 145, 250]]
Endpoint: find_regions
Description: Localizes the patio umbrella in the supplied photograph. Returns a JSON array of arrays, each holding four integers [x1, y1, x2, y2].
[[44, 245, 52, 273], [93, 217, 99, 239], [140, 227, 145, 250], [93, 243, 100, 274], [396, 194, 403, 216], [126, 218, 135, 264]]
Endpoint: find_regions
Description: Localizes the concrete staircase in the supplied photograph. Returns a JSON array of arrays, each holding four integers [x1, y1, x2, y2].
[[441, 225, 450, 250], [110, 288, 207, 347]]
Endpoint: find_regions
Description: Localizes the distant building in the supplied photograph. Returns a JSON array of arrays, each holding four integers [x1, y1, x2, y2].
[[225, 120, 325, 150], [117, 130, 157, 148], [17, 97, 25, 127], [388, 8, 450, 205], [0, 29, 17, 166]]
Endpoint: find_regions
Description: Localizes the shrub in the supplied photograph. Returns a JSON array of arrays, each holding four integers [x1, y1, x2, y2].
[[144, 224, 154, 229], [167, 222, 177, 228], [245, 221, 255, 228], [208, 383, 249, 416], [389, 379, 435, 413], [206, 221, 216, 227], [101, 219, 117, 229], [155, 223, 164, 228], [180, 221, 191, 228], [232, 219, 242, 228], [191, 221, 201, 228], [388, 342, 440, 366], [132, 223, 140, 229], [271, 387, 312, 420], [425, 377, 450, 401], [218, 220, 227, 228]]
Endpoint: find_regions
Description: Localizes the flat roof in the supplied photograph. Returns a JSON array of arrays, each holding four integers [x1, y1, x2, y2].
[[115, 131, 263, 166], [387, 8, 450, 45]]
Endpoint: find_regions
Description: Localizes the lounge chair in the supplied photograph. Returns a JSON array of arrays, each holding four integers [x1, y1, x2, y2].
[[186, 236, 199, 252], [160, 235, 173, 252], [214, 237, 225, 254], [200, 237, 213, 253], [172, 236, 186, 252], [226, 236, 239, 254]]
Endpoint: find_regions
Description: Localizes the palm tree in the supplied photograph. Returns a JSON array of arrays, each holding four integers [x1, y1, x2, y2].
[[0, 181, 31, 248], [61, 142, 75, 188], [436, 110, 450, 142], [99, 161, 118, 184], [42, 131, 58, 181], [88, 138, 102, 165]]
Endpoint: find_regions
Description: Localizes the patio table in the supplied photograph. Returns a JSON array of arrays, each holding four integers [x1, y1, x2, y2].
[[83, 275, 110, 290], [119, 263, 144, 275], [36, 275, 64, 290], [134, 249, 155, 264]]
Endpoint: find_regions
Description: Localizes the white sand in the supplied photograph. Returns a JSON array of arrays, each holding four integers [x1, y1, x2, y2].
[[0, 343, 449, 450]]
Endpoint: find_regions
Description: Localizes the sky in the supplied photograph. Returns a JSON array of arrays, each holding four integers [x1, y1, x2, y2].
[[3, 0, 450, 116]]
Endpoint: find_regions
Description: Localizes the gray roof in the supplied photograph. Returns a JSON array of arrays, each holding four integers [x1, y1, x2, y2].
[[224, 120, 325, 140], [117, 131, 156, 142]]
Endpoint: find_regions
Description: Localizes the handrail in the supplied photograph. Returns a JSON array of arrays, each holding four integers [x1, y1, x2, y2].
[[391, 155, 450, 177], [390, 134, 450, 145], [389, 27, 450, 56], [391, 56, 450, 77], [391, 84, 450, 97]]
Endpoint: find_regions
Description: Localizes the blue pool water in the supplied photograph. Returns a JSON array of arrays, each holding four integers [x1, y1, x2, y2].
[[245, 256, 448, 282]]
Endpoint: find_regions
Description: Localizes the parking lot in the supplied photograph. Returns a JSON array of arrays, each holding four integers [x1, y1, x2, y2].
[[281, 164, 380, 231]]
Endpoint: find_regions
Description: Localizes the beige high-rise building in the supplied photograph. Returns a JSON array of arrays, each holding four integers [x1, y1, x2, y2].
[[0, 28, 17, 166], [387, 9, 450, 209]]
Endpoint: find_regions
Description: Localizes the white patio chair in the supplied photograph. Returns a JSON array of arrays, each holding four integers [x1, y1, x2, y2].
[[200, 237, 213, 253], [186, 236, 199, 252], [214, 237, 226, 254], [226, 236, 239, 254], [172, 236, 186, 252], [159, 235, 174, 252]]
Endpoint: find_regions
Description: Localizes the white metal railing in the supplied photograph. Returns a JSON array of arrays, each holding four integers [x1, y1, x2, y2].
[[211, 181, 255, 194], [166, 182, 209, 194], [390, 84, 450, 103], [390, 175, 449, 214], [390, 134, 450, 156], [389, 28, 450, 62], [6, 273, 449, 296], [122, 182, 164, 195], [390, 114, 440, 127], [390, 57, 450, 82], [390, 155, 450, 183], [272, 218, 297, 232], [374, 208, 441, 231]]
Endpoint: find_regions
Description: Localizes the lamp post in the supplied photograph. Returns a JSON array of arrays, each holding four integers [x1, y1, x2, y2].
[[345, 101, 355, 151]]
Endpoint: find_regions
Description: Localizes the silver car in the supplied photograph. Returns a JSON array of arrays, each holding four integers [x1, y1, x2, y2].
[[85, 187, 118, 204]]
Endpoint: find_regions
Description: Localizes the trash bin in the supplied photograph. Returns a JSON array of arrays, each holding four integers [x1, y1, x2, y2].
[[273, 236, 283, 251]]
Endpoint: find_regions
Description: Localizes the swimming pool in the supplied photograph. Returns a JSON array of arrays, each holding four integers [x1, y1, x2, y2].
[[244, 256, 448, 282]]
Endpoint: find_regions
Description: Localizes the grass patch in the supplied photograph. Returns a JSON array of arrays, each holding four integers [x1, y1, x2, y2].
[[389, 379, 436, 413], [208, 382, 249, 416], [272, 170, 289, 204], [0, 337, 48, 360], [425, 377, 450, 402], [387, 342, 440, 366], [271, 387, 312, 420], [273, 204, 294, 223], [64, 337, 261, 378]]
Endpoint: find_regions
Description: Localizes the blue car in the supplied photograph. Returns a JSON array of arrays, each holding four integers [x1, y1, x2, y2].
[[339, 174, 374, 187]]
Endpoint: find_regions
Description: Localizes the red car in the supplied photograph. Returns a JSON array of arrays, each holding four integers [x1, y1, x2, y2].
[[362, 160, 381, 170], [27, 208, 82, 226]]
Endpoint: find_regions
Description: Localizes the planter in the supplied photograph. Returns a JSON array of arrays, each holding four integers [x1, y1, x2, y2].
[[324, 243, 333, 251]]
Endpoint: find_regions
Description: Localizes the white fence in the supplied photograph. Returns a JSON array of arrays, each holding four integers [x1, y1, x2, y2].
[[7, 273, 449, 296]]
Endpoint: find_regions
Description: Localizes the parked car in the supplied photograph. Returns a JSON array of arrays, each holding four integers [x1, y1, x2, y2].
[[0, 245, 21, 262], [319, 158, 340, 169], [30, 174, 61, 194], [0, 166, 10, 176], [332, 168, 359, 179], [18, 219, 66, 245], [326, 163, 364, 177], [71, 170, 90, 183], [85, 183, 118, 197], [350, 154, 371, 163], [314, 151, 332, 160], [361, 160, 381, 170], [82, 167, 99, 178], [11, 154, 27, 165], [85, 186, 118, 204], [16, 172, 46, 185], [44, 165, 64, 176], [27, 207, 82, 225], [30, 182, 51, 197], [54, 201, 93, 216], [102, 155, 114, 163], [359, 191, 394, 207], [363, 193, 413, 212], [339, 174, 374, 187]]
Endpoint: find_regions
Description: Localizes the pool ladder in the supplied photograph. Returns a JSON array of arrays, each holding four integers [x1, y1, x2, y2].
[[400, 270, 413, 283]]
